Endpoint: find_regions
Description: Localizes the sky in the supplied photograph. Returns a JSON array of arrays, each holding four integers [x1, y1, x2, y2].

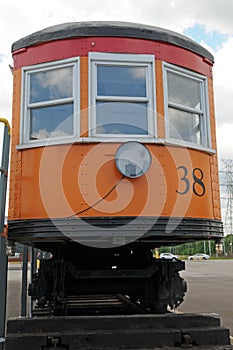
[[0, 0, 233, 221]]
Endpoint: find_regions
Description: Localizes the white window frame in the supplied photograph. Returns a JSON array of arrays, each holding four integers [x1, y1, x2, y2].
[[19, 57, 80, 148], [163, 62, 211, 150], [88, 52, 156, 141]]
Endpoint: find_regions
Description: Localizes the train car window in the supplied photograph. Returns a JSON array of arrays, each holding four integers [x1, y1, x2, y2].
[[89, 53, 156, 139], [163, 63, 211, 149], [21, 58, 79, 146]]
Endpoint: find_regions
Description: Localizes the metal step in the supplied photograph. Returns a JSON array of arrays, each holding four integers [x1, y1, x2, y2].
[[5, 313, 232, 349]]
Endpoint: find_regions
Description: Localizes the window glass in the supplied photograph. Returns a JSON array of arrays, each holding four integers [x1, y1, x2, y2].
[[167, 71, 201, 110], [96, 102, 148, 135], [30, 67, 73, 103], [22, 59, 78, 145], [30, 103, 73, 139], [97, 66, 146, 97], [168, 108, 201, 144], [90, 53, 155, 138], [164, 64, 210, 148]]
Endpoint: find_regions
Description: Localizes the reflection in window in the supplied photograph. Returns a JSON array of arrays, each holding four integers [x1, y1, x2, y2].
[[96, 102, 148, 135], [30, 67, 73, 103], [30, 104, 73, 139], [22, 59, 79, 144], [167, 72, 201, 110], [164, 64, 210, 148], [168, 108, 201, 144], [90, 53, 155, 138], [97, 66, 146, 97]]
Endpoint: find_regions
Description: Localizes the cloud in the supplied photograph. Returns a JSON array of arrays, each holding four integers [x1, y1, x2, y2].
[[216, 124, 233, 160], [2, 0, 233, 44], [212, 37, 233, 159], [153, 0, 233, 34], [0, 53, 7, 63], [1, 0, 233, 52], [0, 56, 12, 117]]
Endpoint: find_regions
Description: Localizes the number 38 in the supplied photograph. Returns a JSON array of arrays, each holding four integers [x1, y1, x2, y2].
[[176, 166, 205, 197]]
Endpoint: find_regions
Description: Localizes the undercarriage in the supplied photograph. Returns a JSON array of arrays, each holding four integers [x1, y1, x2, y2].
[[29, 244, 187, 316], [5, 243, 232, 349]]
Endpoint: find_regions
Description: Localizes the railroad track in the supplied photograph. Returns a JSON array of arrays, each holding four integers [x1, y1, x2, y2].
[[25, 296, 232, 349], [32, 294, 148, 316]]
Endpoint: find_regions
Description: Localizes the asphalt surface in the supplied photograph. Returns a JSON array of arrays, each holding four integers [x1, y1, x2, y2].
[[5, 259, 233, 337], [6, 262, 30, 319], [180, 259, 233, 337]]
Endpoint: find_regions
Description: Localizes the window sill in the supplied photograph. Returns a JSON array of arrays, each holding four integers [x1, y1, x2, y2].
[[16, 137, 216, 154], [16, 136, 79, 150], [163, 138, 215, 155]]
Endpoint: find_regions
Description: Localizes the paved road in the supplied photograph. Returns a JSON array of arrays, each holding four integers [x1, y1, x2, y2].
[[6, 259, 233, 336], [6, 263, 30, 319], [180, 260, 233, 336]]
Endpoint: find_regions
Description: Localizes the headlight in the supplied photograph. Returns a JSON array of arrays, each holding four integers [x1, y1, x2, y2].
[[115, 141, 151, 178]]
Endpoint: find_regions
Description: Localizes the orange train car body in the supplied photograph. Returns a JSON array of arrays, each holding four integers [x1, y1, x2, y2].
[[9, 144, 218, 221], [5, 21, 224, 317], [8, 22, 222, 249]]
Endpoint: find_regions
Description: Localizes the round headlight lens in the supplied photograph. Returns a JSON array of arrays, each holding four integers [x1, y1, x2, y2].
[[115, 142, 151, 178]]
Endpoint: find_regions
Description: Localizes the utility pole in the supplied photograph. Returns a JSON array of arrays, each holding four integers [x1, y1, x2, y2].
[[220, 159, 233, 256]]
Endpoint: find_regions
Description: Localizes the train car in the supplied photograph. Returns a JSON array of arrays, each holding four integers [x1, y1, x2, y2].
[[7, 22, 223, 314]]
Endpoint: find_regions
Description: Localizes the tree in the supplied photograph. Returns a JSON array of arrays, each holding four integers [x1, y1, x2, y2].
[[224, 234, 233, 256]]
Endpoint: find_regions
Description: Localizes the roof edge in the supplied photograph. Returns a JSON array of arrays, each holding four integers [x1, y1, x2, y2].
[[12, 21, 214, 63]]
